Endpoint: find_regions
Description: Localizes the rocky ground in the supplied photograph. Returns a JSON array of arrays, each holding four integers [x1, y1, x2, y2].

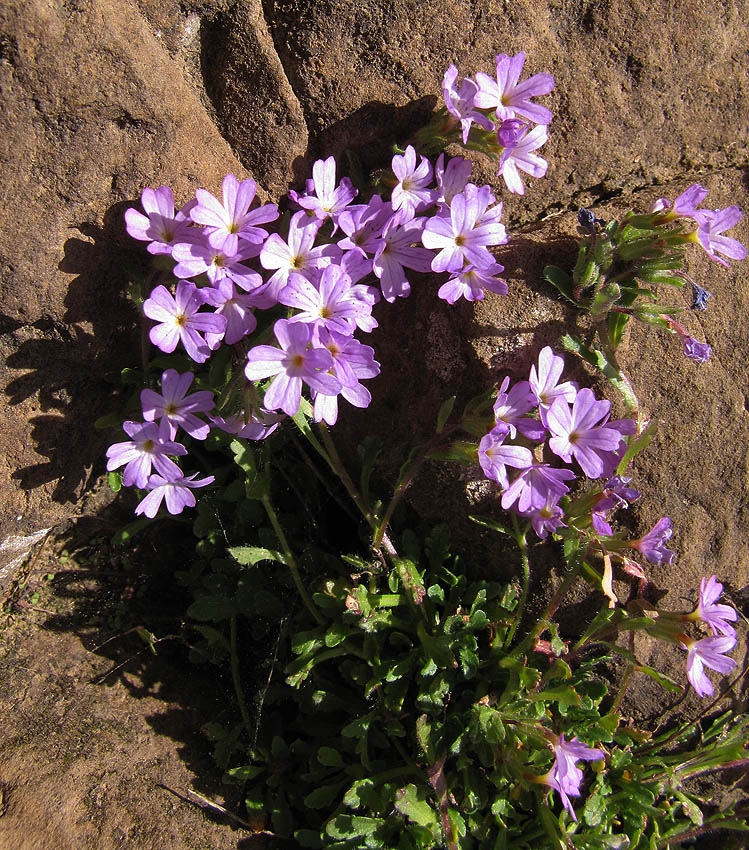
[[1, 0, 749, 846]]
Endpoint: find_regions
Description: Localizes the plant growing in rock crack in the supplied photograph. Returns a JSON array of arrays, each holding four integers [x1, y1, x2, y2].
[[100, 51, 749, 850]]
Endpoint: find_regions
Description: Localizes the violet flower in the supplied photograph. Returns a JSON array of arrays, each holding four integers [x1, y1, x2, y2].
[[259, 210, 342, 300], [492, 377, 545, 441], [682, 634, 737, 698], [441, 65, 494, 143], [124, 186, 196, 255], [289, 156, 357, 230], [143, 281, 226, 364], [244, 319, 341, 416], [172, 235, 263, 290], [474, 52, 554, 124], [279, 266, 378, 339], [391, 145, 437, 221], [106, 421, 186, 488], [141, 369, 215, 440], [209, 407, 284, 441], [540, 734, 604, 822], [529, 346, 578, 427], [497, 123, 549, 195], [546, 389, 624, 479], [434, 154, 473, 207], [523, 502, 566, 540], [372, 217, 433, 302], [692, 206, 747, 267], [478, 425, 534, 489], [695, 576, 738, 637], [650, 183, 708, 220], [422, 190, 508, 274], [437, 263, 508, 304], [501, 463, 576, 513], [201, 278, 259, 347], [682, 336, 712, 363], [190, 174, 278, 256], [135, 472, 215, 518], [629, 517, 676, 566]]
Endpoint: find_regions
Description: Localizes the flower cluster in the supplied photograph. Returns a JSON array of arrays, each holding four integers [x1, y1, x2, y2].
[[680, 575, 739, 698], [114, 108, 534, 515], [441, 52, 554, 195], [478, 346, 637, 540]]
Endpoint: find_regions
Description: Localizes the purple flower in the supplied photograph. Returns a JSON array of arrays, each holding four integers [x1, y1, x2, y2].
[[209, 407, 284, 441], [497, 123, 549, 195], [135, 472, 214, 518], [106, 421, 186, 488], [202, 279, 258, 347], [547, 389, 624, 479], [523, 502, 566, 540], [259, 211, 341, 300], [692, 206, 747, 267], [492, 377, 545, 441], [437, 262, 508, 304], [143, 281, 226, 363], [141, 370, 215, 440], [434, 154, 473, 207], [337, 195, 392, 259], [290, 156, 357, 229], [311, 329, 381, 425], [190, 174, 278, 256], [529, 346, 578, 427], [682, 634, 737, 698], [391, 146, 436, 221], [650, 183, 708, 220], [501, 463, 576, 513], [591, 476, 641, 536], [422, 190, 508, 274], [629, 517, 676, 566], [696, 576, 737, 637], [441, 65, 494, 143], [541, 734, 604, 822], [279, 266, 377, 338], [372, 217, 433, 302], [172, 234, 264, 290], [124, 186, 195, 255], [478, 425, 534, 489], [244, 319, 341, 416], [474, 52, 554, 124], [682, 336, 712, 363]]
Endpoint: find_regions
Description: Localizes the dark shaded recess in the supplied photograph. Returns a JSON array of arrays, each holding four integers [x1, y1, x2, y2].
[[4, 202, 145, 502]]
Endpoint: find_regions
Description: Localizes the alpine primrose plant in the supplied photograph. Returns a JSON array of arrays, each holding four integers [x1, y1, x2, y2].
[[102, 53, 749, 849]]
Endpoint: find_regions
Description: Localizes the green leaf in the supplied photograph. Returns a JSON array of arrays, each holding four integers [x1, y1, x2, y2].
[[326, 814, 386, 842], [305, 782, 347, 809], [436, 396, 456, 433], [394, 784, 440, 830], [469, 514, 511, 536], [583, 792, 607, 827], [229, 546, 286, 566], [573, 246, 600, 289], [532, 686, 580, 707], [561, 334, 638, 411], [616, 421, 657, 475], [95, 411, 125, 430], [607, 311, 629, 348], [225, 764, 265, 783], [112, 516, 153, 546], [357, 435, 383, 508], [544, 265, 578, 304], [107, 470, 123, 492], [187, 594, 238, 621]]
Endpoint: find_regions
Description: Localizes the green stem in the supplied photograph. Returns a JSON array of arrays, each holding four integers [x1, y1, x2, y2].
[[230, 615, 252, 729], [509, 562, 582, 660], [372, 425, 459, 552], [505, 516, 530, 647], [318, 423, 376, 530], [260, 490, 325, 627]]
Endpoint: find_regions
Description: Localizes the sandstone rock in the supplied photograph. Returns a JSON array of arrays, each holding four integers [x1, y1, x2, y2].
[[0, 0, 247, 572]]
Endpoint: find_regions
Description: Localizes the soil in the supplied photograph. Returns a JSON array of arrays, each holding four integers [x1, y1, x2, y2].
[[0, 490, 275, 850]]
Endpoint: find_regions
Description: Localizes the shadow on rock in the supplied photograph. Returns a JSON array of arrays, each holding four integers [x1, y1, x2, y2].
[[4, 202, 146, 504]]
